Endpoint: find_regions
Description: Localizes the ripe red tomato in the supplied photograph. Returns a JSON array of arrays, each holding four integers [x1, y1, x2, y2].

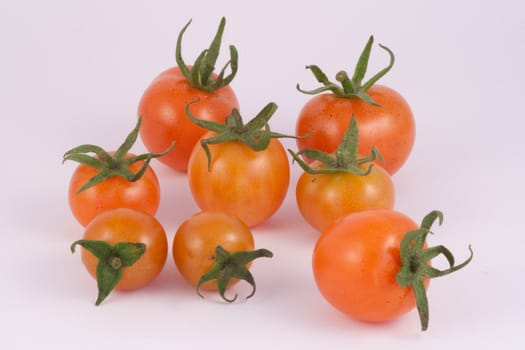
[[68, 153, 160, 227], [296, 87, 414, 174], [138, 68, 238, 172], [138, 18, 239, 172], [296, 161, 394, 232], [296, 36, 415, 174], [312, 209, 473, 330], [313, 210, 423, 323], [72, 208, 168, 305], [187, 136, 289, 227], [172, 211, 272, 301]]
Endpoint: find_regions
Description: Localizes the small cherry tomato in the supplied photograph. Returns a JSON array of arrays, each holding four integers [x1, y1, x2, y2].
[[64, 118, 172, 227], [296, 36, 415, 174], [312, 209, 473, 330], [290, 116, 394, 232], [172, 211, 272, 302], [186, 102, 292, 227], [138, 18, 239, 172], [72, 208, 168, 305]]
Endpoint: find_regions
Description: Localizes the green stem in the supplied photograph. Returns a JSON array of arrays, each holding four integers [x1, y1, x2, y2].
[[196, 245, 273, 302], [395, 211, 474, 331]]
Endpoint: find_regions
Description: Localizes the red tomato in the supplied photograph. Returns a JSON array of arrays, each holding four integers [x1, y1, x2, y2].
[[68, 153, 160, 227], [296, 86, 414, 175], [172, 211, 255, 291], [187, 136, 289, 227], [80, 208, 168, 290], [296, 161, 394, 232], [312, 210, 426, 323], [138, 67, 239, 172]]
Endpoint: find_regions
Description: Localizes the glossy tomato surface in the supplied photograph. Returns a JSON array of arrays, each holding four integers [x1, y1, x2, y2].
[[68, 154, 160, 227], [138, 67, 239, 172], [312, 209, 429, 323], [172, 211, 254, 290], [296, 85, 415, 174], [296, 162, 394, 232], [187, 137, 289, 227], [81, 208, 168, 291]]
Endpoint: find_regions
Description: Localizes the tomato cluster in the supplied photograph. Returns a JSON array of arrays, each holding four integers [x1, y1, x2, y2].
[[64, 18, 472, 331]]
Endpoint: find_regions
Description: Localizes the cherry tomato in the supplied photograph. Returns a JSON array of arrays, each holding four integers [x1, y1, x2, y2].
[[187, 137, 289, 227], [138, 18, 239, 172], [296, 161, 394, 232], [312, 209, 473, 330], [172, 211, 272, 302], [312, 210, 426, 323], [138, 68, 238, 172], [296, 36, 415, 174], [68, 154, 160, 227], [73, 208, 168, 304]]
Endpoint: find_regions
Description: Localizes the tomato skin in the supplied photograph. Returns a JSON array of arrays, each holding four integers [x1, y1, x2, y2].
[[172, 211, 254, 290], [81, 208, 168, 291], [138, 67, 239, 172], [187, 137, 290, 227], [296, 163, 395, 232], [68, 154, 160, 227], [296, 85, 415, 175], [312, 209, 429, 323]]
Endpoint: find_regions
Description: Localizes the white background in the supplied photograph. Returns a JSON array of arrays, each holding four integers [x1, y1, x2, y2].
[[1, 0, 524, 348]]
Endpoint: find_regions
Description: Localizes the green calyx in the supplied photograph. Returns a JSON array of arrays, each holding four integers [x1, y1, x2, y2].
[[185, 99, 297, 170], [176, 17, 238, 92], [288, 115, 382, 175], [196, 245, 273, 303], [62, 117, 174, 193], [396, 210, 474, 331], [296, 35, 394, 106], [71, 240, 146, 306]]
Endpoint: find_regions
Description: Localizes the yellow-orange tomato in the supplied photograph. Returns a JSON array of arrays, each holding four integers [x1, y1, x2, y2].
[[312, 210, 429, 323], [187, 137, 289, 227], [81, 208, 168, 291], [138, 67, 239, 172], [172, 211, 254, 291], [296, 85, 415, 174], [68, 154, 160, 227], [296, 162, 394, 232]]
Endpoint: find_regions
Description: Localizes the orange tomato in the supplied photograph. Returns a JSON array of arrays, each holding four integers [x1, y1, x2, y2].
[[296, 85, 415, 175], [312, 209, 428, 323], [68, 153, 160, 227], [172, 211, 254, 291], [187, 136, 289, 227], [138, 67, 239, 172], [296, 161, 394, 232], [80, 208, 168, 291]]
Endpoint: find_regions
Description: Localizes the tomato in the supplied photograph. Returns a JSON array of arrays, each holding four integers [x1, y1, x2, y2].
[[296, 36, 415, 174], [64, 118, 170, 227], [72, 208, 168, 305], [68, 153, 160, 227], [296, 161, 394, 232], [188, 136, 289, 227], [138, 68, 238, 172], [312, 209, 473, 330], [172, 211, 272, 301], [296, 87, 414, 174], [138, 18, 239, 172]]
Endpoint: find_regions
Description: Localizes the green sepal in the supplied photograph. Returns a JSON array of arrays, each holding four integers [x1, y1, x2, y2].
[[71, 240, 146, 306], [297, 35, 395, 105], [196, 245, 273, 303], [395, 210, 474, 331], [185, 99, 299, 170], [288, 114, 383, 175], [63, 117, 175, 193], [176, 17, 238, 92]]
